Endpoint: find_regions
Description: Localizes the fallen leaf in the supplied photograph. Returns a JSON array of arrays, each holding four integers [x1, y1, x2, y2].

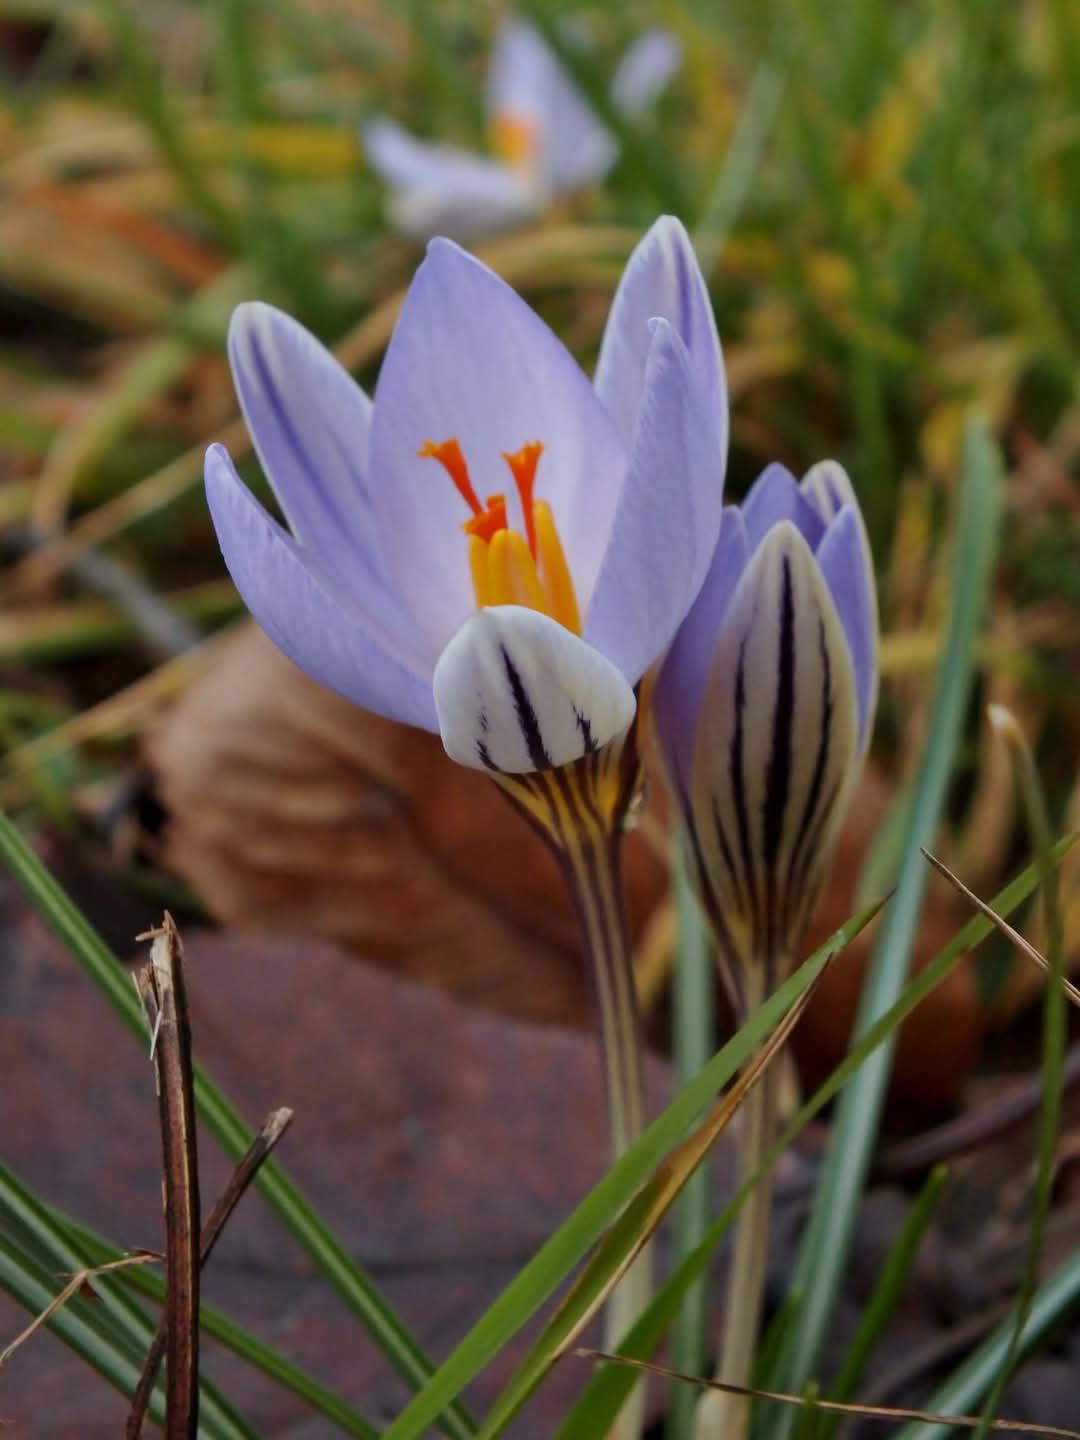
[[145, 624, 668, 1029]]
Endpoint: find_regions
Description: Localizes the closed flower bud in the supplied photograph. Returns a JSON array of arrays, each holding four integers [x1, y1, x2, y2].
[[655, 460, 878, 999]]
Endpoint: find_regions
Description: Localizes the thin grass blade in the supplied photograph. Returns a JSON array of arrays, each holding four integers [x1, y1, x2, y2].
[[378, 902, 884, 1440], [763, 416, 1003, 1437], [0, 813, 475, 1440], [555, 839, 1073, 1440]]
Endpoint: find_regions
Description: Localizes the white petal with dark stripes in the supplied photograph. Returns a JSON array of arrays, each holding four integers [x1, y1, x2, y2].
[[432, 606, 637, 773], [686, 521, 859, 967]]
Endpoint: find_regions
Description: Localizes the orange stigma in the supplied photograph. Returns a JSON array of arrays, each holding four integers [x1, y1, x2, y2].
[[420, 433, 581, 635], [418, 437, 483, 515], [463, 493, 508, 544], [502, 441, 543, 558], [490, 113, 539, 170]]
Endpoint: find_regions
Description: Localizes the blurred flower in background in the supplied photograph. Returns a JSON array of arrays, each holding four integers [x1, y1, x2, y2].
[[363, 19, 681, 237]]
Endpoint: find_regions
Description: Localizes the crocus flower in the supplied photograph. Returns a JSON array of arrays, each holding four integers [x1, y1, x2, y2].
[[363, 21, 682, 238], [655, 460, 878, 990], [207, 217, 724, 1414], [205, 215, 727, 786]]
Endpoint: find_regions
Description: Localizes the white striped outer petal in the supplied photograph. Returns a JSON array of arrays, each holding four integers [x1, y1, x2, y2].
[[432, 605, 636, 774], [683, 520, 859, 976]]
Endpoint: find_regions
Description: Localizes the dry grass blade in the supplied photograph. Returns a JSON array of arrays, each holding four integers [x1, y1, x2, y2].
[[570, 1351, 1080, 1438], [127, 1107, 294, 1439], [469, 948, 832, 1440], [0, 1251, 161, 1370], [552, 960, 823, 1361], [133, 914, 200, 1440], [922, 849, 1080, 1008]]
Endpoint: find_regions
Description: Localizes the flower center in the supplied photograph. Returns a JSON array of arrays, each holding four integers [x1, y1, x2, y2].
[[490, 112, 539, 172], [419, 436, 581, 634]]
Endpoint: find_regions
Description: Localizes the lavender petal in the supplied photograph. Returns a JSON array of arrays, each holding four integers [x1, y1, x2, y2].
[[584, 318, 726, 682], [205, 445, 437, 731]]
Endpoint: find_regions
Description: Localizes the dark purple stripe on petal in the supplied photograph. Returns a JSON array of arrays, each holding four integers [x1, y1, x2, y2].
[[574, 708, 598, 754], [500, 645, 553, 771], [710, 795, 744, 913], [729, 635, 761, 938], [782, 614, 834, 938], [791, 774, 843, 933], [762, 557, 796, 958], [243, 322, 365, 550]]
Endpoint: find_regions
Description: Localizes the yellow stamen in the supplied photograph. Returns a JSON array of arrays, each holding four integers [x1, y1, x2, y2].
[[534, 499, 582, 635], [469, 534, 493, 608], [490, 113, 538, 170], [487, 529, 547, 614], [423, 432, 583, 637]]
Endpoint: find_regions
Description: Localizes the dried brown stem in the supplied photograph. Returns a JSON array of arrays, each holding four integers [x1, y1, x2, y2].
[[572, 1349, 1080, 1437], [126, 1106, 294, 1438], [0, 1252, 160, 1370], [922, 848, 1080, 1008], [877, 1044, 1080, 1182], [133, 914, 200, 1440]]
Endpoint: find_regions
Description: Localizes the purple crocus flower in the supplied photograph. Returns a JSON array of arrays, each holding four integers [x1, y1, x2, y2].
[[363, 21, 682, 238], [205, 215, 727, 778], [655, 459, 878, 985]]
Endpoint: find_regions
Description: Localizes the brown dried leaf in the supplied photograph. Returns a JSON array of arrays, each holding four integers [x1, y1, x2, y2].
[[145, 624, 667, 1028]]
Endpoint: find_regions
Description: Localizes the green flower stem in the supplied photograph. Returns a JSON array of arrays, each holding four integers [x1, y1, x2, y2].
[[558, 823, 652, 1440], [696, 963, 781, 1440], [492, 737, 651, 1440], [560, 830, 647, 1163]]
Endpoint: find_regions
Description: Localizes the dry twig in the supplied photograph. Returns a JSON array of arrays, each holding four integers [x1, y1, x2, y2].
[[126, 1106, 293, 1438], [133, 915, 200, 1440]]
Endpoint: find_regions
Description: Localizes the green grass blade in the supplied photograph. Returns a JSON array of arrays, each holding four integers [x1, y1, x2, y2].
[[692, 54, 787, 276], [556, 838, 1072, 1440], [666, 850, 715, 1440], [816, 1164, 948, 1439], [0, 1231, 173, 1431], [98, 0, 240, 251], [0, 1165, 255, 1439], [54, 1211, 378, 1440], [892, 1247, 1080, 1440], [474, 912, 825, 1440], [973, 715, 1066, 1439], [379, 902, 884, 1440], [764, 415, 1003, 1436], [0, 812, 476, 1440]]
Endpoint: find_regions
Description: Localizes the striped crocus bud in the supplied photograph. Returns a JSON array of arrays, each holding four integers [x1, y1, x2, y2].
[[655, 460, 878, 1003]]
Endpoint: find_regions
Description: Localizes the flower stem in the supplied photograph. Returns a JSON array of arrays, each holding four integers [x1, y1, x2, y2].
[[695, 962, 781, 1440], [559, 825, 652, 1440], [488, 735, 651, 1439], [560, 832, 646, 1162]]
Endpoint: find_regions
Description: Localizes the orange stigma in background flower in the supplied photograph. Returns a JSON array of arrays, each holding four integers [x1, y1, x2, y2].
[[490, 112, 539, 171], [419, 436, 581, 634]]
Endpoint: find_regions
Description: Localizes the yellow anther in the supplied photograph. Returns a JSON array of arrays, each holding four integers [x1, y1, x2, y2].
[[534, 500, 582, 635], [488, 529, 547, 614], [468, 534, 493, 608]]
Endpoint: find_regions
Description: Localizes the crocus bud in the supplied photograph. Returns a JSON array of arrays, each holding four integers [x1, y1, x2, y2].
[[655, 460, 878, 998]]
